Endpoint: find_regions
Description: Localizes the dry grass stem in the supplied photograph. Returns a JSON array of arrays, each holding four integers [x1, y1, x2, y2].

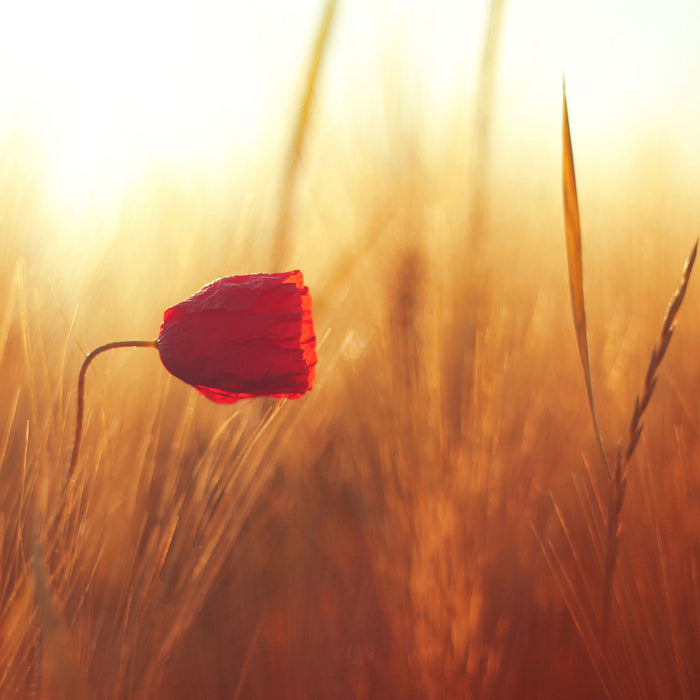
[[271, 0, 336, 269], [32, 529, 90, 699], [602, 240, 697, 637], [562, 84, 698, 658], [562, 84, 610, 478], [469, 0, 506, 251]]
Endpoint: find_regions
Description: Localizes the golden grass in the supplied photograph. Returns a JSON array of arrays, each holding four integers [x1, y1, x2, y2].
[[562, 85, 610, 478], [0, 26, 699, 700], [601, 240, 696, 638], [271, 0, 337, 271], [562, 85, 697, 644]]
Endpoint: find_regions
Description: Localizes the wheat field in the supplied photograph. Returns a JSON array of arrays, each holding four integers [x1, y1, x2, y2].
[[1, 3, 700, 699]]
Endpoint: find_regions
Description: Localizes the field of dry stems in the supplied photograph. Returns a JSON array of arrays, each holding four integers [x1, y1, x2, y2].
[[1, 4, 700, 699]]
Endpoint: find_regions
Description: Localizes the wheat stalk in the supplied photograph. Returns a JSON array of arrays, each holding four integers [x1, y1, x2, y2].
[[561, 84, 697, 641], [602, 240, 697, 638]]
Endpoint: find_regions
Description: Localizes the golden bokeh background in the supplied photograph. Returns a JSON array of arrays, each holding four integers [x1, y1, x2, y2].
[[2, 1, 700, 697]]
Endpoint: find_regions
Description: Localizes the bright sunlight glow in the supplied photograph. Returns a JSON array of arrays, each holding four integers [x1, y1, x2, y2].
[[0, 0, 699, 220], [0, 0, 312, 213]]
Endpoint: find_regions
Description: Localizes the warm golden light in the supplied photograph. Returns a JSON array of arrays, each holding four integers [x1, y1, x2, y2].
[[3, 2, 700, 698], [0, 0, 320, 214], [1, 0, 698, 218]]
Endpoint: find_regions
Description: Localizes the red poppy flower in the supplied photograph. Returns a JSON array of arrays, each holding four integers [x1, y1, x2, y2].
[[156, 270, 316, 403]]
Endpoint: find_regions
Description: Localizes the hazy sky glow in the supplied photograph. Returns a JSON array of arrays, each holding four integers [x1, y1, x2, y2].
[[0, 0, 698, 211]]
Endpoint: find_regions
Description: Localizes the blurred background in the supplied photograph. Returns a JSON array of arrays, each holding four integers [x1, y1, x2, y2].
[[2, 1, 700, 697], [1, 0, 699, 232], [0, 0, 698, 328]]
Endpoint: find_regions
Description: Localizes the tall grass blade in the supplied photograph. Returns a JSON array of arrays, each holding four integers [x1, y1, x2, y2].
[[468, 0, 506, 251], [271, 0, 336, 269], [562, 83, 610, 478], [32, 529, 90, 699]]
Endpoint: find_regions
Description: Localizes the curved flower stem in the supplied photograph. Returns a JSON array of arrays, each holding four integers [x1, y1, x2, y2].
[[64, 339, 158, 491], [43, 340, 159, 547]]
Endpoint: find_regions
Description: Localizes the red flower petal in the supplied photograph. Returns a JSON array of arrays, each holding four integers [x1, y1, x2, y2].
[[157, 270, 317, 403]]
